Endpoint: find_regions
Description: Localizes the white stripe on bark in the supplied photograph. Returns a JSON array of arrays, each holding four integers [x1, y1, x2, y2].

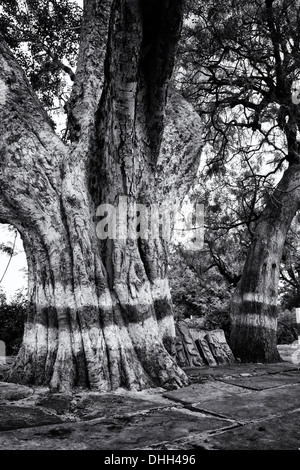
[[237, 292, 277, 306], [231, 313, 277, 329]]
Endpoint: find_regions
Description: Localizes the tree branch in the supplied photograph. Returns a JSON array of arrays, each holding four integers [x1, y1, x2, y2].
[[92, 0, 185, 205], [66, 0, 113, 142], [0, 38, 66, 229]]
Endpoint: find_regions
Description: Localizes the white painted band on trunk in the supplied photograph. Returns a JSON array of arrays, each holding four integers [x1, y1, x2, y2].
[[113, 281, 153, 306], [23, 308, 173, 355], [157, 315, 175, 339], [240, 293, 277, 306], [151, 278, 171, 301], [30, 281, 169, 315], [231, 313, 277, 329], [33, 283, 103, 310], [31, 276, 172, 311], [97, 316, 164, 356]]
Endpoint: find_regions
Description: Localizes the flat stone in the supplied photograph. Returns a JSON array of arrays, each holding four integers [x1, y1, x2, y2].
[[70, 393, 170, 420], [0, 408, 233, 450], [163, 382, 251, 405], [185, 362, 298, 379], [0, 382, 34, 401], [259, 362, 299, 373], [284, 370, 300, 377], [191, 384, 300, 421], [202, 411, 300, 450], [219, 372, 300, 390], [0, 405, 66, 431], [36, 394, 73, 415]]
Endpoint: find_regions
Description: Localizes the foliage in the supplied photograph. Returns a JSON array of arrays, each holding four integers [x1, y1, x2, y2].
[[176, 0, 299, 167], [0, 287, 6, 306], [167, 144, 276, 333], [0, 289, 27, 355], [169, 0, 300, 331], [173, 0, 300, 257], [168, 246, 234, 339], [0, 0, 82, 112], [277, 309, 298, 344]]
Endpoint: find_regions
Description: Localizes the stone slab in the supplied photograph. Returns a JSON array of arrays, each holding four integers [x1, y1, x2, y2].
[[36, 394, 74, 415], [219, 372, 300, 390], [185, 362, 298, 379], [0, 405, 65, 431], [202, 410, 300, 450], [175, 321, 204, 367], [0, 382, 34, 401], [204, 330, 235, 365], [70, 393, 171, 420], [194, 338, 217, 366], [284, 370, 300, 377], [0, 408, 233, 450], [163, 382, 251, 405], [191, 384, 300, 421]]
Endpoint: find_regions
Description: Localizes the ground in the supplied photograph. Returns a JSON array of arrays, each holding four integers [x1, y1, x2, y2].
[[0, 345, 299, 452]]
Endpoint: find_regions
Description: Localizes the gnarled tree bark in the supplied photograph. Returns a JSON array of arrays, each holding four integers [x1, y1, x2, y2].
[[0, 0, 202, 392]]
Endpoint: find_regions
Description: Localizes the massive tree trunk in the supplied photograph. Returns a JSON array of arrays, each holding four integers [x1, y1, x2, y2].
[[230, 163, 300, 362], [0, 0, 202, 391]]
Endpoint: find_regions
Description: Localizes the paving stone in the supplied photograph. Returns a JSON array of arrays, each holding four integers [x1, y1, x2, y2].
[[36, 394, 73, 415], [0, 405, 66, 431], [0, 408, 233, 450], [218, 372, 300, 390], [1, 361, 300, 450], [190, 384, 300, 421], [163, 382, 251, 405], [0, 382, 34, 401], [185, 362, 298, 380], [70, 393, 170, 420], [202, 410, 300, 450]]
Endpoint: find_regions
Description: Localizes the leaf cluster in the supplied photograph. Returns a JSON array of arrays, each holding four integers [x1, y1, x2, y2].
[[0, 288, 27, 355], [176, 0, 300, 168], [0, 0, 82, 109]]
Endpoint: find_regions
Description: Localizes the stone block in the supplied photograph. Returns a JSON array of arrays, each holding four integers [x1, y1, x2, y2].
[[205, 329, 235, 364]]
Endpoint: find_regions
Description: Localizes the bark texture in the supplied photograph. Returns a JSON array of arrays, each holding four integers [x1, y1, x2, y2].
[[230, 164, 300, 362], [0, 0, 203, 392]]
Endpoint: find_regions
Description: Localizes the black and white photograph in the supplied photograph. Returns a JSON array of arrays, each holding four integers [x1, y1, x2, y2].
[[0, 0, 300, 456]]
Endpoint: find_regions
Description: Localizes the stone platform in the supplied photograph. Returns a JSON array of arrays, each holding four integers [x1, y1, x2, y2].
[[0, 346, 299, 453]]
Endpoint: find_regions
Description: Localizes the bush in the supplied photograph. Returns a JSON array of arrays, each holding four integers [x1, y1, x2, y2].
[[168, 248, 233, 340], [0, 289, 27, 355], [277, 309, 298, 345]]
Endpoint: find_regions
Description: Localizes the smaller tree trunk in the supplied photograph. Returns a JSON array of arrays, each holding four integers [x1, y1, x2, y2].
[[230, 164, 300, 362]]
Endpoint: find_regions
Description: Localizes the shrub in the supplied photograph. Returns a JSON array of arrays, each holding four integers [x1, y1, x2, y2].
[[0, 289, 27, 355], [277, 309, 298, 345]]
